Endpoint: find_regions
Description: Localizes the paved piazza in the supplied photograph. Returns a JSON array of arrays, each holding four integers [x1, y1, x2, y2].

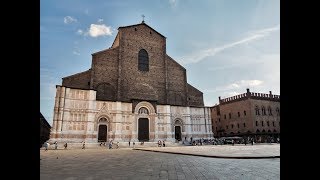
[[40, 145, 280, 180], [135, 144, 280, 158]]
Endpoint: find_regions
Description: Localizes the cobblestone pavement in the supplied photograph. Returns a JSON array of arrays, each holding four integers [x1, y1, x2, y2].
[[135, 144, 280, 158], [40, 147, 280, 180]]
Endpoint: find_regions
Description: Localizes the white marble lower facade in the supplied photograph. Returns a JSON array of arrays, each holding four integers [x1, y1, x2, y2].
[[50, 86, 213, 143]]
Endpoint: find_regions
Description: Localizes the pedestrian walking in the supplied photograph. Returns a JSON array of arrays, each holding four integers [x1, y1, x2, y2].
[[82, 141, 86, 149], [64, 143, 68, 149], [133, 141, 135, 148], [129, 140, 131, 147], [163, 140, 165, 147], [54, 141, 58, 150], [44, 142, 49, 151]]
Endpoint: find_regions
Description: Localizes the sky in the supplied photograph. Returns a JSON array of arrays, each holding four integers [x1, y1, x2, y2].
[[41, 0, 280, 125]]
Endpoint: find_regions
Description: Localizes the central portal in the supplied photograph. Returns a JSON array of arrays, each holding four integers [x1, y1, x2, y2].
[[138, 118, 149, 141], [98, 125, 107, 142], [175, 126, 181, 141]]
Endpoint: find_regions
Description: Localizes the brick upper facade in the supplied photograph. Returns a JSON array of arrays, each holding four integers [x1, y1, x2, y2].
[[62, 22, 204, 107]]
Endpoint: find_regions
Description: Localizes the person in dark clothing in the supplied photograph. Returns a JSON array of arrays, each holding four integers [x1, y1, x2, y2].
[[64, 143, 68, 149]]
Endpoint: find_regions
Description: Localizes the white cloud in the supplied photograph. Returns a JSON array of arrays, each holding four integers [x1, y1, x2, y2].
[[98, 18, 104, 23], [73, 51, 80, 55], [226, 91, 241, 97], [204, 80, 263, 93], [76, 29, 84, 35], [204, 98, 216, 107], [180, 24, 280, 64], [88, 24, 112, 37], [169, 0, 178, 7], [76, 24, 113, 38], [64, 16, 77, 24]]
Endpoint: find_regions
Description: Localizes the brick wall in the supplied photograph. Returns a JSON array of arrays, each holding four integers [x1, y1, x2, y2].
[[211, 97, 280, 137], [91, 47, 119, 101], [167, 55, 187, 106], [117, 24, 167, 103], [187, 84, 204, 107], [62, 70, 91, 89], [249, 99, 280, 133]]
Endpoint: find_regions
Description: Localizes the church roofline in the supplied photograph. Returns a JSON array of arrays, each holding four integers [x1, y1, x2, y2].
[[56, 85, 94, 91], [62, 69, 91, 79], [111, 33, 120, 48], [91, 46, 119, 56], [118, 22, 166, 38], [187, 83, 203, 94], [40, 112, 51, 128], [166, 54, 186, 71]]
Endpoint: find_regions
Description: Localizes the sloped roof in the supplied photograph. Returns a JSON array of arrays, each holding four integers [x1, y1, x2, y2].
[[118, 22, 166, 38]]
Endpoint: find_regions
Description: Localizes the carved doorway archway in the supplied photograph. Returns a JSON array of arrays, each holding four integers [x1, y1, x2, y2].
[[98, 125, 107, 142], [138, 118, 149, 141], [175, 126, 181, 141], [97, 117, 109, 142]]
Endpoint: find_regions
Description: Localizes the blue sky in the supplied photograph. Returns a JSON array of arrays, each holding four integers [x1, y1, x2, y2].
[[41, 0, 280, 125]]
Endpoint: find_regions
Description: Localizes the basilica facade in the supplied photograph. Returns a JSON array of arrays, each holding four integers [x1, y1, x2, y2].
[[50, 21, 213, 143]]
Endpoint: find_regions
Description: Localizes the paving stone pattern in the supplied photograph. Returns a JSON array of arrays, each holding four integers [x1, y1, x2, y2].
[[41, 147, 279, 180]]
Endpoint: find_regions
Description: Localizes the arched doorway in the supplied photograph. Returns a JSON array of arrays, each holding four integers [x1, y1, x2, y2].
[[98, 125, 107, 142], [175, 126, 181, 141], [138, 118, 149, 141]]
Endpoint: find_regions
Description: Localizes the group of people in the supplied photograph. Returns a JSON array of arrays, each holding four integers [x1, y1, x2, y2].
[[157, 140, 166, 147], [43, 141, 68, 151], [99, 140, 120, 149]]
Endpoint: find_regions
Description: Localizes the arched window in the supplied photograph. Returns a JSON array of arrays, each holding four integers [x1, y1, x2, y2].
[[268, 106, 272, 115], [276, 107, 280, 116], [138, 49, 149, 71], [255, 106, 260, 115], [138, 107, 149, 114], [261, 106, 266, 115]]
